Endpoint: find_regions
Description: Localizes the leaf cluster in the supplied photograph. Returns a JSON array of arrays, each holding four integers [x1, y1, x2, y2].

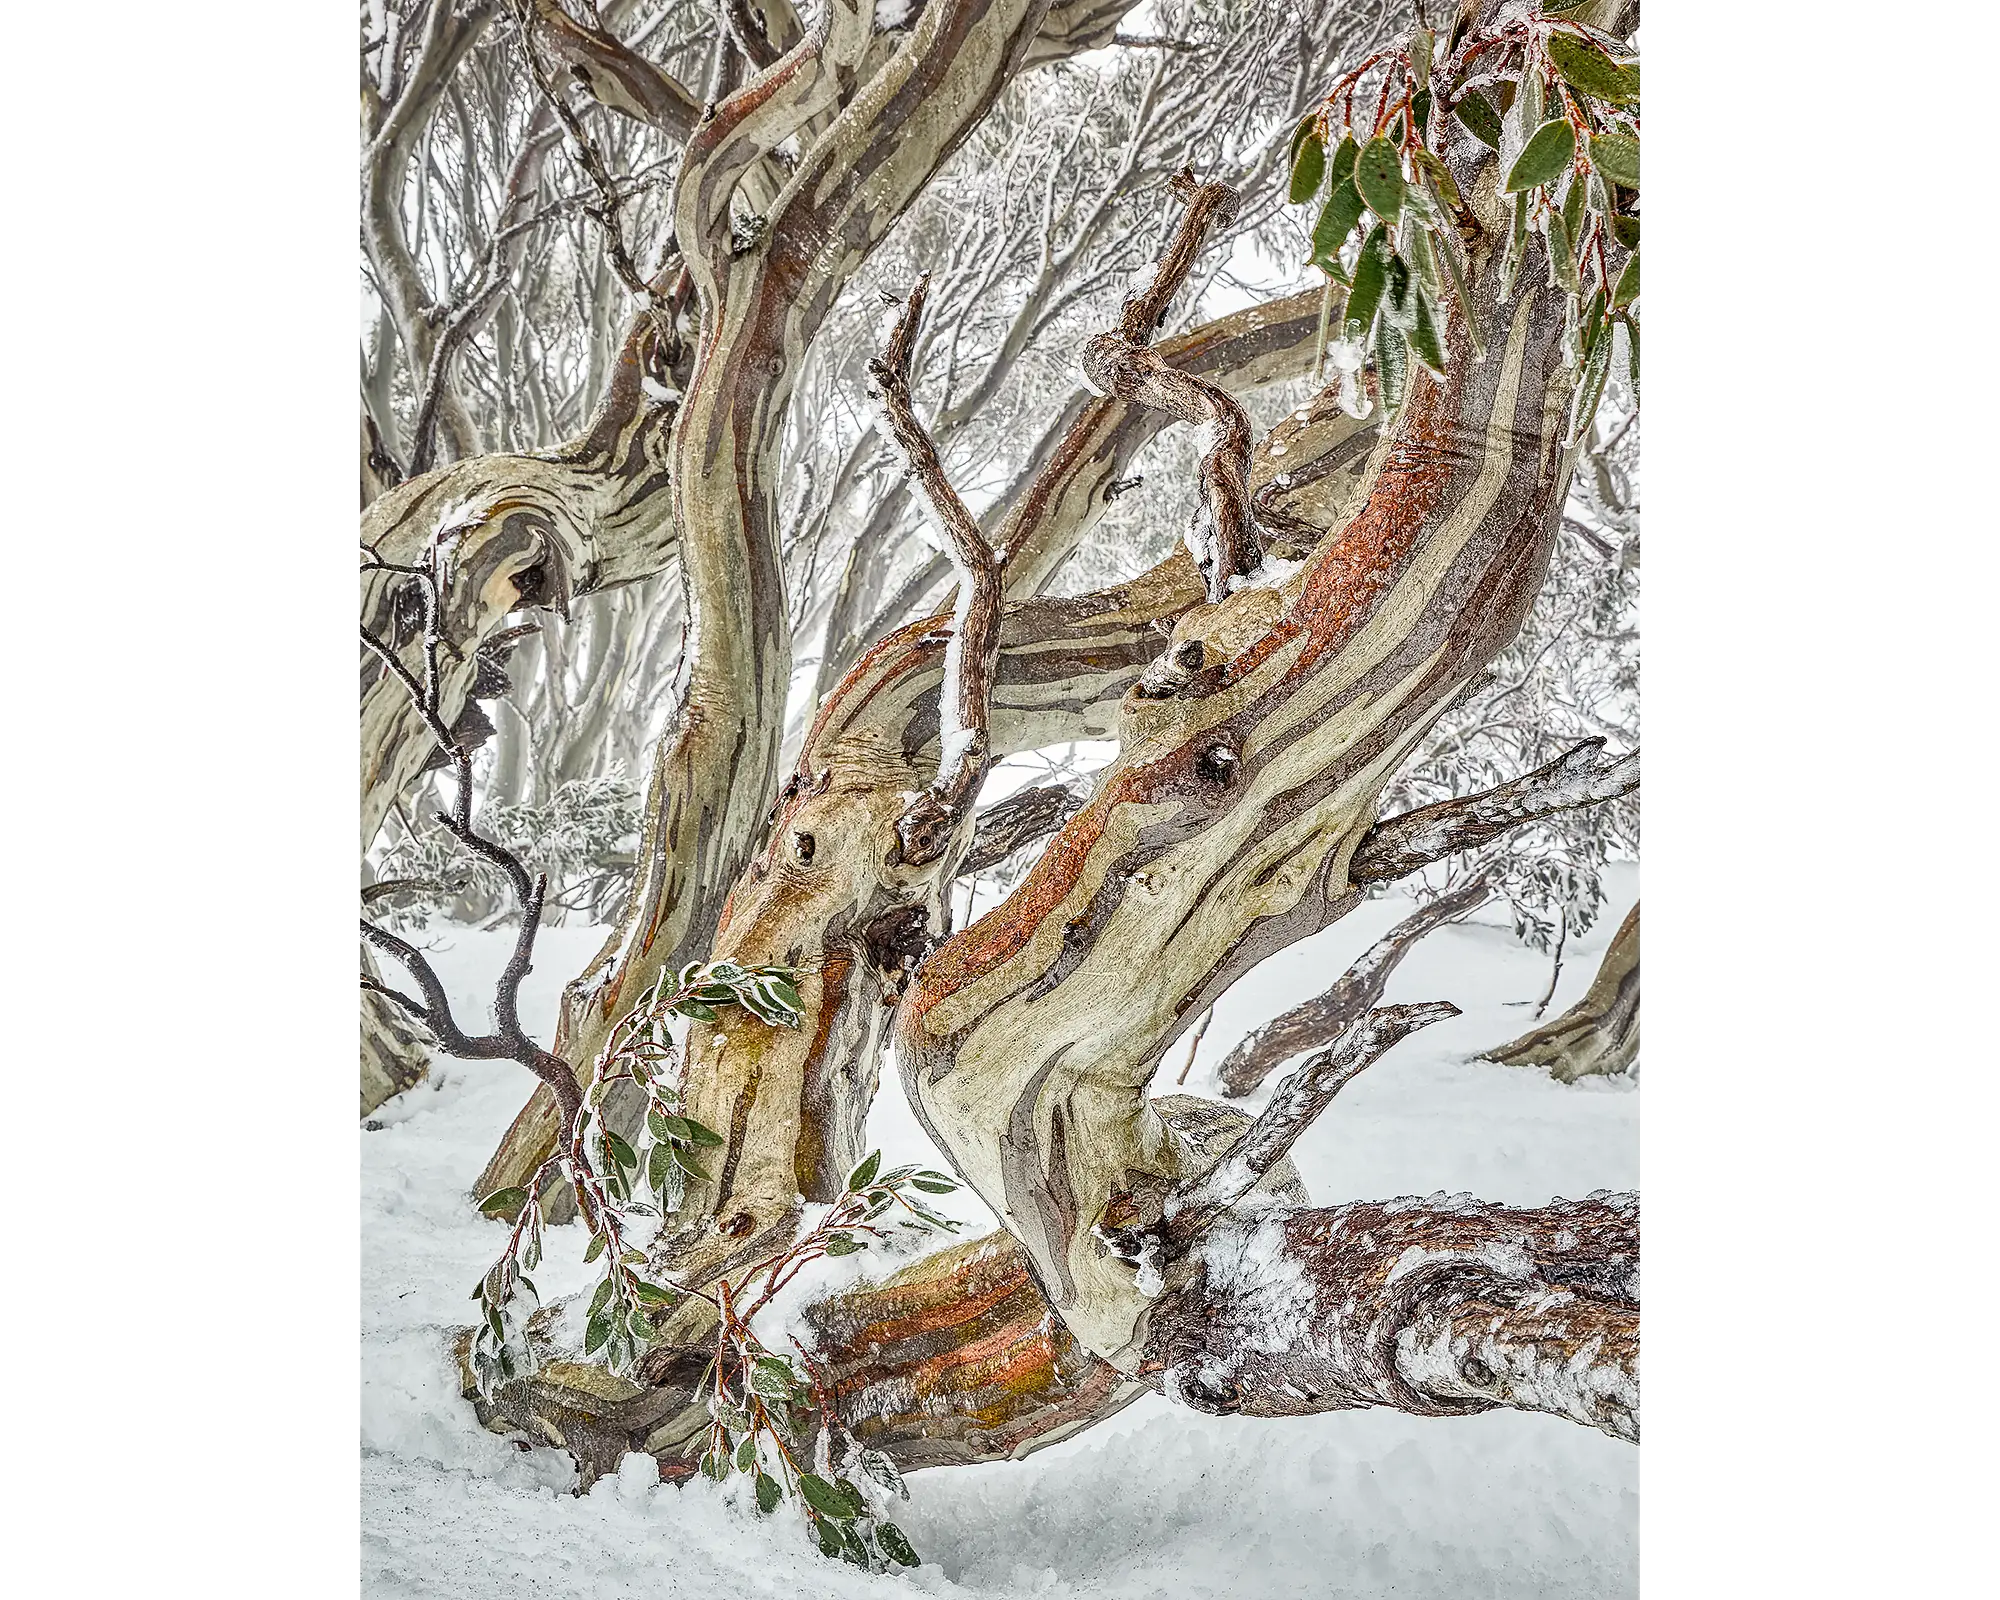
[[1287, 10, 1639, 432]]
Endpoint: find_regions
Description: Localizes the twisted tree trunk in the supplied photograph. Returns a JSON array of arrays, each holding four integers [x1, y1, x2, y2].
[[1486, 902, 1640, 1082]]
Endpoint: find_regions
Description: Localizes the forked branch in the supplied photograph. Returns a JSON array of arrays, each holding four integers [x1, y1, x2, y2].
[[358, 542, 581, 1127], [1216, 876, 1493, 1097], [1079, 171, 1264, 602], [869, 276, 1002, 868]]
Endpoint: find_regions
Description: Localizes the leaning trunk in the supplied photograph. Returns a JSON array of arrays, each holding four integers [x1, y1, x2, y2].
[[1486, 902, 1639, 1082]]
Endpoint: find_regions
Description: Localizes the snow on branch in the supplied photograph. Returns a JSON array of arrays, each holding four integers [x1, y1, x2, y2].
[[1167, 881, 1490, 1232], [868, 275, 1003, 867], [1215, 876, 1494, 1097], [1075, 170, 1265, 603], [1350, 738, 1639, 886]]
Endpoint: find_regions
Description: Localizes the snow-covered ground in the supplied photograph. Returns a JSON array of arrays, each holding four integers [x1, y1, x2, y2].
[[362, 865, 1637, 1598]]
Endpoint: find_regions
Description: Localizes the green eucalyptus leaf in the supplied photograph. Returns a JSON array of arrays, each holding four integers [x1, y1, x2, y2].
[[1309, 178, 1366, 275], [1354, 135, 1406, 223], [682, 1119, 726, 1147], [1374, 315, 1409, 412], [1546, 208, 1578, 291], [1410, 26, 1433, 90], [1590, 130, 1639, 188], [799, 1472, 860, 1521], [605, 1132, 638, 1171], [1327, 134, 1359, 185], [476, 1187, 527, 1219], [1289, 129, 1326, 204], [583, 1231, 608, 1264], [589, 1276, 617, 1316], [878, 1522, 920, 1568], [678, 999, 718, 1022], [1548, 31, 1640, 104], [1624, 314, 1640, 406], [1612, 250, 1639, 308], [847, 1152, 882, 1192], [1414, 147, 1462, 214], [1342, 224, 1392, 340], [823, 1235, 864, 1256], [1561, 173, 1586, 244], [1612, 212, 1640, 249], [1505, 118, 1576, 193], [756, 1471, 782, 1514], [1454, 89, 1503, 149], [750, 1357, 798, 1398], [671, 1145, 710, 1181], [735, 1435, 757, 1471], [1408, 288, 1447, 376], [584, 1311, 612, 1356]]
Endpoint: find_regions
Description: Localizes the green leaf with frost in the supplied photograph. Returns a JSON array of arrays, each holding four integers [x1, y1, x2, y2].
[[1342, 224, 1392, 341], [1355, 135, 1406, 223], [1454, 90, 1503, 149], [756, 1471, 782, 1514], [1289, 129, 1326, 203], [847, 1151, 882, 1192], [1590, 131, 1639, 188], [1408, 288, 1447, 376], [799, 1472, 860, 1521], [476, 1187, 527, 1219], [1506, 118, 1576, 192], [1310, 179, 1365, 276], [878, 1523, 920, 1568], [1548, 32, 1640, 104], [1612, 251, 1639, 309]]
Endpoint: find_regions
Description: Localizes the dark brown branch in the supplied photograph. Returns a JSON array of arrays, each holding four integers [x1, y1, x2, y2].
[[868, 276, 1002, 868], [358, 546, 581, 1127], [1216, 876, 1492, 1098], [1350, 739, 1639, 885]]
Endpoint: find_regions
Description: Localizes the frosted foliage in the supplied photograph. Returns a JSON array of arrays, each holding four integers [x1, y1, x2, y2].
[[369, 771, 643, 929], [1383, 404, 1639, 954]]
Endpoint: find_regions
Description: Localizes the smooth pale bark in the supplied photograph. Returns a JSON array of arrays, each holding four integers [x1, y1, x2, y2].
[[476, 284, 1345, 1211], [1486, 902, 1640, 1082], [435, 0, 1643, 1479], [894, 87, 1631, 1389]]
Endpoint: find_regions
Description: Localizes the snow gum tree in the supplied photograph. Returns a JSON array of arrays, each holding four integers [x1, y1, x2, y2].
[[360, 0, 1641, 1565]]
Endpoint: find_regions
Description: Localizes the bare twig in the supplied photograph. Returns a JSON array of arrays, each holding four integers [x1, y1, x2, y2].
[[359, 540, 582, 1126], [1079, 172, 1263, 602], [1173, 1005, 1214, 1087]]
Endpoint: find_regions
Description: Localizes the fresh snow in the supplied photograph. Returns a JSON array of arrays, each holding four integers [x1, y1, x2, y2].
[[362, 868, 1637, 1597]]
